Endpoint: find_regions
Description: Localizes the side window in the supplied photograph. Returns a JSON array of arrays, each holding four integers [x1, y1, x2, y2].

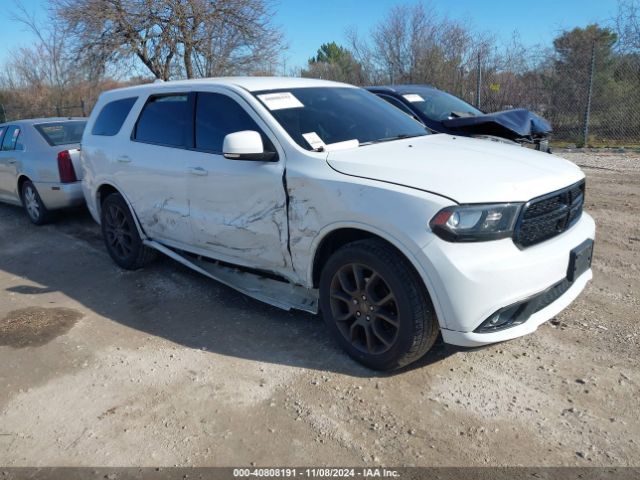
[[91, 97, 137, 136], [195, 92, 265, 153], [378, 94, 416, 117], [0, 126, 6, 146], [134, 94, 189, 147], [1, 126, 21, 151]]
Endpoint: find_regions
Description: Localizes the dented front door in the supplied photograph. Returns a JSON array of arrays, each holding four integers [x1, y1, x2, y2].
[[186, 152, 289, 271], [184, 91, 290, 272]]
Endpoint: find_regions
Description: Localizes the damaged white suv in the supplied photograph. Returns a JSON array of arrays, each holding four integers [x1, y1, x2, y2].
[[81, 77, 595, 370]]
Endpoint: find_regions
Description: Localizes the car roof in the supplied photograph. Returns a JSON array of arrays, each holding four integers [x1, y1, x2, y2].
[[365, 84, 440, 95], [0, 117, 87, 127], [102, 76, 355, 97]]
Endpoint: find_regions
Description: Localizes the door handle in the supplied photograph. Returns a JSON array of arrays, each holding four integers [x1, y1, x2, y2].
[[117, 155, 132, 163], [8, 159, 17, 164], [188, 167, 208, 176]]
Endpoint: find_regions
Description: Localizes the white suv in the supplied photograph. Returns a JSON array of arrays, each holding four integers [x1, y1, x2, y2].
[[81, 77, 595, 370]]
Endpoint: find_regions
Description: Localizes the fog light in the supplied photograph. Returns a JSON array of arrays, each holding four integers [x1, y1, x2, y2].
[[475, 303, 528, 333]]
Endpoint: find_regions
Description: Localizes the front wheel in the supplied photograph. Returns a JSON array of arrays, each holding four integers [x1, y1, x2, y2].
[[100, 192, 155, 270], [319, 239, 439, 370]]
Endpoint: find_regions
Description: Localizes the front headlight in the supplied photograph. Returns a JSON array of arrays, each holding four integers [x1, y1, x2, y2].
[[429, 203, 522, 242]]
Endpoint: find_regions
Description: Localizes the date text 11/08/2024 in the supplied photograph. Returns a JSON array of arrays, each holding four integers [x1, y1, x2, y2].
[[233, 468, 400, 478]]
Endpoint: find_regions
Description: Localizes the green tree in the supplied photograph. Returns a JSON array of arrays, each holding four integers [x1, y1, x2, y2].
[[302, 42, 365, 84], [309, 42, 351, 64], [553, 24, 617, 72], [547, 25, 619, 144]]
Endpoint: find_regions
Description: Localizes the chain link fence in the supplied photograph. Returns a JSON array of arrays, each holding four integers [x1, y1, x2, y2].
[[458, 48, 640, 148]]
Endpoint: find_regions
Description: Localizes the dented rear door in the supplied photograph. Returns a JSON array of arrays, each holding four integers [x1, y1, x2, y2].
[[118, 93, 193, 246]]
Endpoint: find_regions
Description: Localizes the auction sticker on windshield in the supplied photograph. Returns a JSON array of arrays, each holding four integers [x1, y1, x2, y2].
[[302, 132, 326, 150], [257, 92, 304, 110], [403, 94, 425, 103]]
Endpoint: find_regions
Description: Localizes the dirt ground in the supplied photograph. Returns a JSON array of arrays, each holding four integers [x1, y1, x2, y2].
[[0, 151, 638, 467]]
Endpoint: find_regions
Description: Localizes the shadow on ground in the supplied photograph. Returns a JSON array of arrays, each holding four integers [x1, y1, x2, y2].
[[0, 203, 457, 377]]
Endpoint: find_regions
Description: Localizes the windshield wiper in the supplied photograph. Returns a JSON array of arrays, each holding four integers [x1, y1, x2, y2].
[[359, 133, 426, 146]]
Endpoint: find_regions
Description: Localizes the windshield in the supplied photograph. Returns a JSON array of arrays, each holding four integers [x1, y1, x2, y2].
[[253, 87, 428, 151], [404, 88, 482, 122], [35, 121, 86, 146]]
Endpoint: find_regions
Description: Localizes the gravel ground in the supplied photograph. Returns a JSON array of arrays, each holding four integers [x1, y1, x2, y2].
[[0, 151, 638, 467]]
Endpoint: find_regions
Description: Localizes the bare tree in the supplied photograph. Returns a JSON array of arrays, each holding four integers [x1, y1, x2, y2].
[[347, 3, 483, 90], [51, 0, 284, 80], [615, 0, 640, 51], [0, 1, 108, 119], [9, 2, 76, 104]]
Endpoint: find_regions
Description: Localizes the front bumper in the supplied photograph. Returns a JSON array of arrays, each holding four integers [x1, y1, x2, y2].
[[415, 212, 595, 346], [34, 181, 85, 210]]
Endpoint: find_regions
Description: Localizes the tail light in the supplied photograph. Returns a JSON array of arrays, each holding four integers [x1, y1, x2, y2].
[[57, 150, 77, 183]]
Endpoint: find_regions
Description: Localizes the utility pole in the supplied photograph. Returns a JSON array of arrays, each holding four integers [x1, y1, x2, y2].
[[476, 51, 482, 109], [583, 41, 596, 147]]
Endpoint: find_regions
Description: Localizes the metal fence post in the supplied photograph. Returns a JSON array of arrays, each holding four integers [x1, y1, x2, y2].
[[583, 41, 596, 147], [476, 51, 482, 109], [81, 99, 86, 117]]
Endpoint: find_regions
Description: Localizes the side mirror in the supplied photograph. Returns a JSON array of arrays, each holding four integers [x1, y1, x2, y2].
[[222, 130, 277, 161]]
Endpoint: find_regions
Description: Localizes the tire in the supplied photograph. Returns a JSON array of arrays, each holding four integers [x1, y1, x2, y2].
[[21, 180, 51, 225], [319, 239, 439, 370], [100, 192, 156, 270]]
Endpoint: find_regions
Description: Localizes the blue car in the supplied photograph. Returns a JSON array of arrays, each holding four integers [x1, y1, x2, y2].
[[366, 84, 552, 152]]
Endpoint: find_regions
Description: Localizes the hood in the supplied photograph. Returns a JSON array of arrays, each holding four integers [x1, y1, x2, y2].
[[441, 108, 551, 140], [326, 134, 583, 204]]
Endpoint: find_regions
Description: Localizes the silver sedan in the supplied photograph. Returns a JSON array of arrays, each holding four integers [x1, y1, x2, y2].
[[0, 117, 86, 224]]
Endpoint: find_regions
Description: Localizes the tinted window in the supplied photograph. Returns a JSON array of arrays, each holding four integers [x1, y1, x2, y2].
[[195, 92, 263, 153], [91, 97, 137, 136], [378, 94, 417, 117], [405, 88, 482, 121], [254, 88, 427, 151], [1, 126, 22, 151], [35, 121, 87, 146], [134, 94, 189, 147]]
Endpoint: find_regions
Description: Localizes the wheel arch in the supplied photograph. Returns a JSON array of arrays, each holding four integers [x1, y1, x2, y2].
[[95, 182, 147, 239], [310, 225, 431, 284], [96, 183, 120, 212], [17, 174, 31, 198], [310, 226, 441, 317]]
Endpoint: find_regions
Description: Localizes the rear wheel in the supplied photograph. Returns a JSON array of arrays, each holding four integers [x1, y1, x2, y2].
[[21, 180, 51, 225], [101, 192, 155, 270], [319, 239, 439, 370]]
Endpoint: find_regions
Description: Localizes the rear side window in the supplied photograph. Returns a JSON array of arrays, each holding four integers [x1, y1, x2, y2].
[[35, 121, 87, 146], [91, 97, 137, 136], [0, 126, 5, 145], [1, 125, 23, 151], [195, 92, 263, 153], [134, 94, 189, 147]]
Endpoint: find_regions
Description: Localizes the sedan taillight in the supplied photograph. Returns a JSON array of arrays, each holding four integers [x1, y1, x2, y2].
[[57, 150, 77, 183]]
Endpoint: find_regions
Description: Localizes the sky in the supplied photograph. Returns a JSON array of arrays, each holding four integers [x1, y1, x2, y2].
[[0, 0, 620, 72]]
